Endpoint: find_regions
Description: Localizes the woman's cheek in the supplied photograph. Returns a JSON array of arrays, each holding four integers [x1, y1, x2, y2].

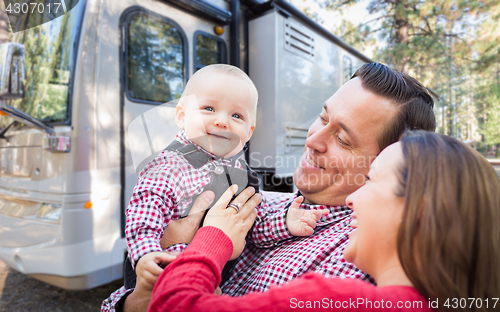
[[344, 230, 357, 263]]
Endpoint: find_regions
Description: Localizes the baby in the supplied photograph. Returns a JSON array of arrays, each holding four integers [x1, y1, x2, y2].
[[115, 65, 328, 306]]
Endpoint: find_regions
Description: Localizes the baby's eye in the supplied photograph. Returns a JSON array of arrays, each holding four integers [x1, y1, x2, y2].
[[232, 113, 242, 119], [204, 107, 214, 112]]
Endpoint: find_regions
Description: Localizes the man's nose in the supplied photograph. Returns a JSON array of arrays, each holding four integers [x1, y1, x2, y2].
[[305, 124, 328, 153]]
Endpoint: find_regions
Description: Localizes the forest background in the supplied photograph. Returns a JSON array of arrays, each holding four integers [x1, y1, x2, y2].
[[0, 1, 499, 156], [292, 0, 500, 157]]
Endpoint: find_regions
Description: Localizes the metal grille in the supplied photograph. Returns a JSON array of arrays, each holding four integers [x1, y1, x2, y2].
[[284, 20, 315, 62], [285, 125, 308, 154]]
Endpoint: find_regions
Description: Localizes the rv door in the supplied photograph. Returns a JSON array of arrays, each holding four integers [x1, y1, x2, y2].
[[114, 0, 230, 235]]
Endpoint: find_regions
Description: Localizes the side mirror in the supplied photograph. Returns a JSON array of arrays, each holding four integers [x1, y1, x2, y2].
[[0, 43, 26, 100]]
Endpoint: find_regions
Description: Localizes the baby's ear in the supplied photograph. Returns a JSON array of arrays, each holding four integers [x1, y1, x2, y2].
[[175, 103, 185, 129], [247, 125, 255, 139]]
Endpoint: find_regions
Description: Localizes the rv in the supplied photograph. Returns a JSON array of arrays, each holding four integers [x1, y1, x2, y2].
[[0, 0, 372, 290]]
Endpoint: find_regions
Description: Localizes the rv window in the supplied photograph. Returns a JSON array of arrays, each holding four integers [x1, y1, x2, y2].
[[0, 0, 85, 128], [194, 32, 226, 71], [343, 55, 353, 83], [127, 14, 185, 103]]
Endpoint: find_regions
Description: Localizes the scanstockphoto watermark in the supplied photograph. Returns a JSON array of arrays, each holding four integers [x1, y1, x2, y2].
[[3, 0, 80, 33], [127, 99, 378, 189], [290, 298, 424, 309], [290, 297, 500, 309], [137, 152, 377, 188], [250, 152, 378, 189], [249, 152, 377, 173]]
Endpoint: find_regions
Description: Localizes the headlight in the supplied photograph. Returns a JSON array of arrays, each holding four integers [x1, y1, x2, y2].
[[25, 203, 62, 224]]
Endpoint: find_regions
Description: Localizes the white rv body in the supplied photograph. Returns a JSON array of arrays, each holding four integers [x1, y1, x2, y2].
[[0, 0, 372, 289]]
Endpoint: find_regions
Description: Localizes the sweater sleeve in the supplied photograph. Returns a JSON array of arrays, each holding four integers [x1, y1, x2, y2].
[[149, 227, 432, 312]]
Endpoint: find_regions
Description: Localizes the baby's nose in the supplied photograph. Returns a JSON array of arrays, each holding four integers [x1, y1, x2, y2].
[[214, 116, 228, 128]]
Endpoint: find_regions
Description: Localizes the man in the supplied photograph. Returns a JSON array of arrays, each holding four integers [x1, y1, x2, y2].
[[221, 63, 435, 296], [102, 63, 435, 311]]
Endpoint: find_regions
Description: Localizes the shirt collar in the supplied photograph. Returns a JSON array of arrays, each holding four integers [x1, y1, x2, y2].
[[294, 191, 350, 215], [175, 130, 246, 165]]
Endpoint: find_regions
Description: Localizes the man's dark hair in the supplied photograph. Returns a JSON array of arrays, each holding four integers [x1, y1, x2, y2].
[[351, 63, 436, 152]]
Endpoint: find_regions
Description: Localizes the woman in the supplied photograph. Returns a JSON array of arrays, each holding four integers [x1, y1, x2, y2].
[[148, 131, 500, 312]]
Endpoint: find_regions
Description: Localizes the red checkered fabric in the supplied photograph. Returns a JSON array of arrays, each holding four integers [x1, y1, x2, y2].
[[103, 130, 292, 312], [102, 131, 372, 310], [102, 190, 373, 310], [221, 191, 375, 296], [125, 130, 254, 268]]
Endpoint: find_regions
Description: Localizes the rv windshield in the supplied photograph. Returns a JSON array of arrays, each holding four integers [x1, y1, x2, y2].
[[0, 0, 85, 128]]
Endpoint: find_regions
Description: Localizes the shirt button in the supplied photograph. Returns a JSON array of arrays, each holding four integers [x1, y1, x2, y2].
[[214, 166, 225, 175]]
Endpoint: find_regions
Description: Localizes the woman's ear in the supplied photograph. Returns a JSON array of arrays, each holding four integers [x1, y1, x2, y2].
[[175, 103, 185, 129]]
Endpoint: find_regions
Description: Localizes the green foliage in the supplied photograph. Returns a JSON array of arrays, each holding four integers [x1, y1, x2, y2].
[[480, 83, 500, 145], [0, 5, 84, 128], [317, 0, 500, 144]]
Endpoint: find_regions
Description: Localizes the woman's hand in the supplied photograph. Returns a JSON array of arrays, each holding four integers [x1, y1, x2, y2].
[[203, 185, 261, 260]]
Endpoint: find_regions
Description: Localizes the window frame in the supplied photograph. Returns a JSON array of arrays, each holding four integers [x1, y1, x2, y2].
[[193, 30, 227, 71], [121, 7, 189, 106], [2, 0, 87, 128], [343, 55, 353, 83]]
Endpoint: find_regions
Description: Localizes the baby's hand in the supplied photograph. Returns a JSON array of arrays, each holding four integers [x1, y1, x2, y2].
[[135, 251, 178, 292], [286, 196, 329, 236]]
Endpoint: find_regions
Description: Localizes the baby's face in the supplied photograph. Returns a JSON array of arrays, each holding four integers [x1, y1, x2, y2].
[[177, 73, 256, 158]]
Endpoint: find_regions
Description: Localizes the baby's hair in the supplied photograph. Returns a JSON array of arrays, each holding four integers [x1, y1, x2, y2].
[[180, 64, 258, 125]]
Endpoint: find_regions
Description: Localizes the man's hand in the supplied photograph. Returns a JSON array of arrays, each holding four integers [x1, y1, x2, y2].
[[135, 251, 178, 292], [160, 191, 215, 249], [286, 196, 329, 236]]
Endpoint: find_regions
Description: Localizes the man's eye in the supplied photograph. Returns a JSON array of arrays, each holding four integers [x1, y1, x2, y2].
[[337, 135, 349, 146], [318, 115, 327, 123], [232, 113, 242, 119], [204, 107, 214, 112]]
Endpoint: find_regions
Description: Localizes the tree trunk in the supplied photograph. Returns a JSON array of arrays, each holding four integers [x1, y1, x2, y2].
[[0, 9, 10, 43], [394, 0, 409, 72]]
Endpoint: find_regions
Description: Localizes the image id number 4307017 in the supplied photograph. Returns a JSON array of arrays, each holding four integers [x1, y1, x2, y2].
[[442, 298, 498, 309], [2, 0, 80, 33], [5, 1, 64, 14]]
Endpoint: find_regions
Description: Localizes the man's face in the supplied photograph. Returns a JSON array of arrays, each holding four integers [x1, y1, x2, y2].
[[293, 77, 398, 206]]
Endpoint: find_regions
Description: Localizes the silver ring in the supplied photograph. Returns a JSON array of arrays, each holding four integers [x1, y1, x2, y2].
[[227, 203, 241, 213]]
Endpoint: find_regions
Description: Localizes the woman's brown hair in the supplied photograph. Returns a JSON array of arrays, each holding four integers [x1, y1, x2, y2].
[[397, 131, 500, 312]]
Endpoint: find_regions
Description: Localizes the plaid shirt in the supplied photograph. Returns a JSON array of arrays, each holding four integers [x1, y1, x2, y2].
[[102, 131, 291, 311], [102, 190, 373, 311], [102, 131, 373, 310], [125, 130, 258, 268], [221, 191, 375, 296]]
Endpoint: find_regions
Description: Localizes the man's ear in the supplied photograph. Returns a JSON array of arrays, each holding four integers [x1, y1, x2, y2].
[[175, 104, 185, 129]]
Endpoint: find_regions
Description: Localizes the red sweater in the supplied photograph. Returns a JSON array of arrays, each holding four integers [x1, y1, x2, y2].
[[149, 227, 433, 312]]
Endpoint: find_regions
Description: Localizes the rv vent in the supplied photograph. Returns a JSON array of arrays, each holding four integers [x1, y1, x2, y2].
[[285, 126, 308, 154], [284, 20, 315, 62]]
